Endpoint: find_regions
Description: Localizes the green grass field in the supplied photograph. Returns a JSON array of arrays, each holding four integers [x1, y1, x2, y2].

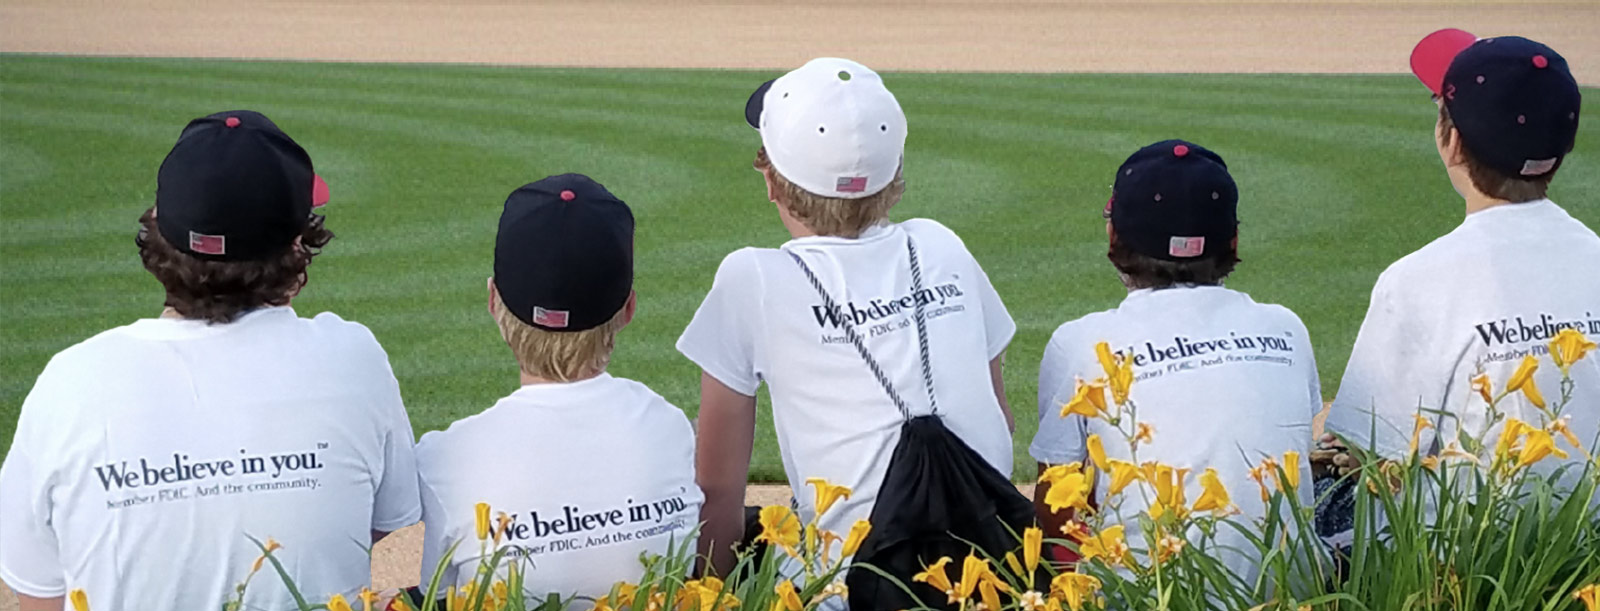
[[2, 55, 1596, 482]]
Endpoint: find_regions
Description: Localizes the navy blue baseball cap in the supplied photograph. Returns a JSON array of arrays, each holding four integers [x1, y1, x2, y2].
[[155, 110, 330, 261], [494, 174, 635, 332], [1411, 29, 1581, 178], [1108, 140, 1238, 261]]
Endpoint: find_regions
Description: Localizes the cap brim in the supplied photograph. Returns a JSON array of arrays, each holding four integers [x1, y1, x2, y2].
[[1411, 28, 1478, 95], [312, 174, 330, 208], [745, 79, 774, 129]]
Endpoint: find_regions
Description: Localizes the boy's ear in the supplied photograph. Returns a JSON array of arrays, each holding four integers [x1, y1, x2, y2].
[[487, 277, 498, 316], [620, 291, 638, 328], [762, 166, 781, 205]]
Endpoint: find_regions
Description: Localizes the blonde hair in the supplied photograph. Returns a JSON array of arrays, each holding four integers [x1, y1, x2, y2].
[[755, 147, 903, 238], [491, 288, 628, 382]]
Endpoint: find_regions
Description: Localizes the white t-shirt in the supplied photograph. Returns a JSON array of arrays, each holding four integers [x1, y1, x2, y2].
[[1328, 200, 1600, 474], [1030, 286, 1320, 579], [415, 374, 702, 599], [0, 307, 421, 607], [677, 219, 1016, 538]]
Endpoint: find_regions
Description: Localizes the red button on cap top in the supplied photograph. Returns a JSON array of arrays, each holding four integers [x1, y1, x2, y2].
[[224, 117, 241, 128], [1532, 55, 1549, 68], [1173, 144, 1190, 157], [559, 190, 576, 201]]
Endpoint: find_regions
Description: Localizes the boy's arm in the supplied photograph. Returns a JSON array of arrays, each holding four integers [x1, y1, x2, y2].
[[16, 594, 63, 611], [990, 355, 1013, 433], [695, 372, 757, 577]]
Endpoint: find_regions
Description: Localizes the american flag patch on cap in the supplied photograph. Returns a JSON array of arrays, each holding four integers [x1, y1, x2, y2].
[[836, 176, 868, 193], [1169, 236, 1205, 258], [189, 231, 226, 255], [532, 306, 570, 329]]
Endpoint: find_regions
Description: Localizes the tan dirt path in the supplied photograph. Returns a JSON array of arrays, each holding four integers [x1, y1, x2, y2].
[[1, 1, 1597, 84], [0, 0, 1591, 605]]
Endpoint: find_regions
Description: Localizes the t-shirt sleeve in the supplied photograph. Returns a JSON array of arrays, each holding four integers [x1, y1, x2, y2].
[[1326, 272, 1439, 458], [971, 260, 1017, 360], [1030, 333, 1087, 465], [676, 251, 763, 396], [415, 468, 457, 588], [0, 365, 68, 597], [366, 340, 422, 532]]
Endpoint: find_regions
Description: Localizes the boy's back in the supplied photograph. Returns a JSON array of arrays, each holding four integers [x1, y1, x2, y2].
[[679, 218, 1014, 536], [415, 373, 700, 595]]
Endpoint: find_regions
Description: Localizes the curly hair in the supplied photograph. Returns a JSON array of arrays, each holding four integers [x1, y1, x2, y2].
[[136, 206, 334, 324], [1107, 238, 1239, 290], [755, 147, 903, 239]]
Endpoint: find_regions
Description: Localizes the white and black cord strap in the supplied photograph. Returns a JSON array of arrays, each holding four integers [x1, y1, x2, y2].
[[787, 236, 938, 421]]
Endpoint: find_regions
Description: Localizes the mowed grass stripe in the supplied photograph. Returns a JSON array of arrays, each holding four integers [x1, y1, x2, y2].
[[2, 55, 1596, 483]]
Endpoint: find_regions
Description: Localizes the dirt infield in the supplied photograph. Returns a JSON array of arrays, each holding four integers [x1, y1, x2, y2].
[[0, 0, 1595, 605]]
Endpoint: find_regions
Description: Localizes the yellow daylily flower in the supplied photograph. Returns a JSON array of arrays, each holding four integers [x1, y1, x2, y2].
[[1517, 430, 1570, 468], [806, 478, 852, 518], [1552, 328, 1598, 376], [1060, 378, 1110, 419], [1107, 459, 1142, 496], [1248, 463, 1271, 502], [1507, 355, 1539, 392], [1133, 422, 1155, 446], [1575, 583, 1598, 611], [1440, 440, 1482, 465], [957, 553, 990, 600], [1050, 572, 1103, 611], [679, 577, 739, 611], [359, 588, 380, 611], [1078, 524, 1130, 566], [1551, 416, 1585, 452], [494, 511, 513, 545], [1095, 341, 1118, 379], [1038, 462, 1085, 484], [1060, 519, 1092, 542], [474, 502, 491, 541], [1421, 455, 1441, 471], [756, 506, 801, 552], [773, 580, 803, 611], [1018, 591, 1047, 611], [1005, 551, 1024, 576], [913, 557, 957, 601], [1192, 468, 1235, 516], [842, 519, 871, 557], [979, 579, 1003, 611], [1522, 376, 1547, 409], [250, 538, 282, 574], [818, 529, 844, 566], [1155, 534, 1186, 564], [493, 583, 509, 608], [813, 581, 847, 605], [1496, 419, 1532, 462], [1023, 526, 1042, 575], [1471, 373, 1494, 405], [1282, 450, 1302, 490], [1143, 462, 1190, 520], [328, 594, 353, 611], [1086, 434, 1109, 470], [1409, 414, 1434, 456], [1043, 471, 1092, 514], [69, 590, 88, 611]]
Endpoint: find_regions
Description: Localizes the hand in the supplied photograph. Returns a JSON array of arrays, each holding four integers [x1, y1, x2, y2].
[[1310, 433, 1356, 479]]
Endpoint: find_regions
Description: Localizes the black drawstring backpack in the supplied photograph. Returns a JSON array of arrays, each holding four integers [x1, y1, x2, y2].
[[790, 238, 1038, 610]]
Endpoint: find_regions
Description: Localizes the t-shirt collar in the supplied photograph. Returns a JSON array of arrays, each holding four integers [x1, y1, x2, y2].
[[780, 223, 896, 250], [509, 372, 615, 399], [1463, 198, 1555, 220], [123, 305, 298, 339]]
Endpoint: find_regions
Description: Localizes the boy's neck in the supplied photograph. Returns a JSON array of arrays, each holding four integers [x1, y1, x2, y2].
[[1462, 191, 1517, 216], [520, 368, 606, 386]]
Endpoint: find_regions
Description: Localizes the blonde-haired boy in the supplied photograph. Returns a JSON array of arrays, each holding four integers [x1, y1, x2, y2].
[[679, 58, 1018, 576], [415, 174, 702, 600]]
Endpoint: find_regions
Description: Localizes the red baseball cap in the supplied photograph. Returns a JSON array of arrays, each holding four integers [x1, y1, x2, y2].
[[1410, 28, 1478, 95]]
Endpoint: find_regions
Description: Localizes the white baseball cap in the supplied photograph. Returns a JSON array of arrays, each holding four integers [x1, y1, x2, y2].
[[745, 58, 907, 199]]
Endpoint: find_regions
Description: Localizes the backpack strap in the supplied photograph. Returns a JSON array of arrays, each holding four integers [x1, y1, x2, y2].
[[787, 235, 939, 421]]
